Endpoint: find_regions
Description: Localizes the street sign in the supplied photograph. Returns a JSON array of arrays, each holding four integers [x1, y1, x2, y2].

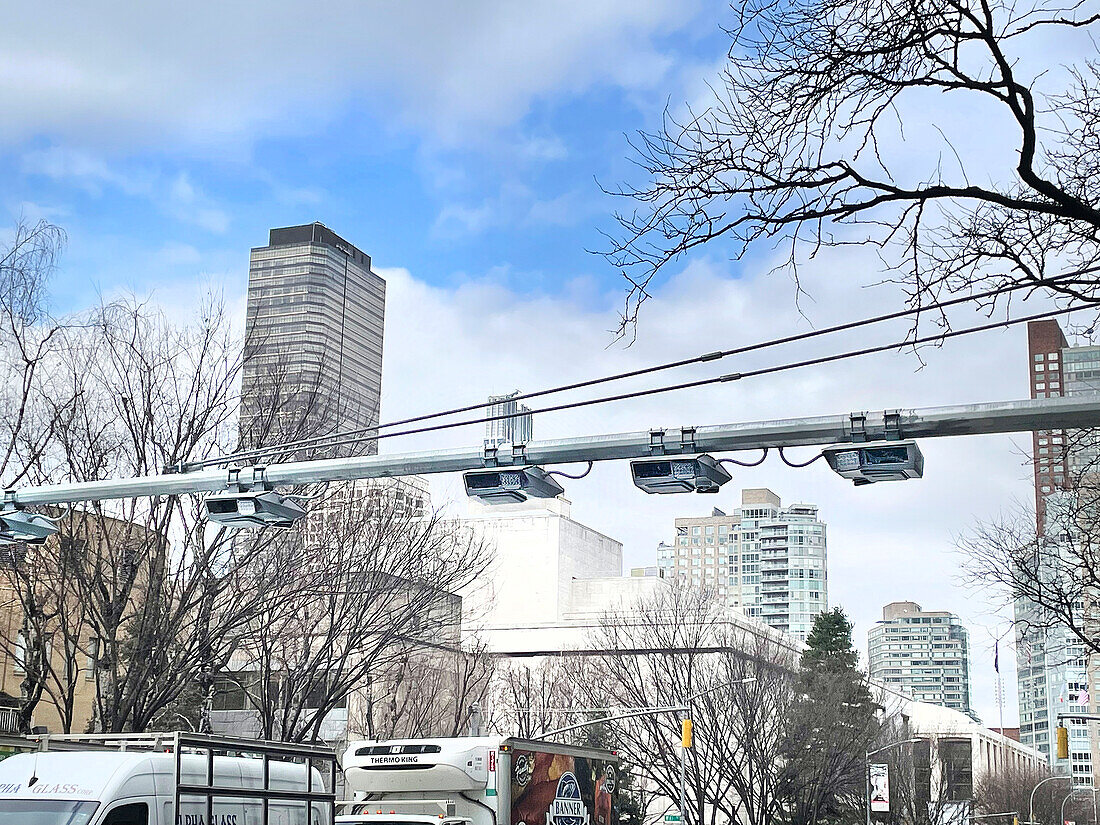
[[869, 764, 890, 813], [665, 815, 682, 822]]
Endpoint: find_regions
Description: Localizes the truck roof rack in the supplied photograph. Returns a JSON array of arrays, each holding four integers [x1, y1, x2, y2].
[[28, 730, 336, 757], [29, 731, 337, 825]]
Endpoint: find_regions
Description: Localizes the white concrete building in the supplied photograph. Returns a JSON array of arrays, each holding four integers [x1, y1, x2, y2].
[[457, 497, 790, 658], [873, 685, 1046, 820], [458, 496, 622, 634]]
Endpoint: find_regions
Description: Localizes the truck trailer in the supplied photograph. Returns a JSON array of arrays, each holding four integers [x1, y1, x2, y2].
[[338, 737, 619, 825]]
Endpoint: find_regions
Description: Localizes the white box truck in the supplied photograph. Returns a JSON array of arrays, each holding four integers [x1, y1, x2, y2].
[[0, 731, 336, 825], [337, 737, 619, 825]]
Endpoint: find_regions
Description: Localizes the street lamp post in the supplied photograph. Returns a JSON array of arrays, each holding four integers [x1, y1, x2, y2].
[[678, 677, 756, 825], [680, 730, 688, 825], [866, 738, 923, 825], [1029, 775, 1073, 825], [1061, 786, 1089, 825]]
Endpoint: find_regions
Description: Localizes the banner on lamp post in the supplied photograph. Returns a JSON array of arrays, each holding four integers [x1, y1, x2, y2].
[[869, 764, 890, 813]]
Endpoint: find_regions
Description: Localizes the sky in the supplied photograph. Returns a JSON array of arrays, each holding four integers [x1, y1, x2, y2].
[[2, 0, 1086, 727]]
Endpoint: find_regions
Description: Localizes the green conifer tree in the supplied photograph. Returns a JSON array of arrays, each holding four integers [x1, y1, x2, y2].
[[780, 607, 880, 825]]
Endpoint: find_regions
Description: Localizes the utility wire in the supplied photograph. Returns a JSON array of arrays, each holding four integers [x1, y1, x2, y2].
[[186, 269, 1095, 471], [199, 302, 1093, 467]]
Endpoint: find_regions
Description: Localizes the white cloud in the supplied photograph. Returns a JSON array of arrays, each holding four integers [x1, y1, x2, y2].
[[0, 1, 700, 150], [9, 201, 70, 223], [524, 189, 597, 227], [376, 248, 1061, 726], [433, 182, 600, 237], [158, 241, 202, 266], [21, 149, 231, 234], [433, 200, 504, 239], [517, 135, 569, 162], [21, 146, 147, 196]]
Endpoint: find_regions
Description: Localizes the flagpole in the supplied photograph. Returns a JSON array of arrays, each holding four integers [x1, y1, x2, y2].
[[995, 640, 1005, 734], [998, 675, 1004, 733]]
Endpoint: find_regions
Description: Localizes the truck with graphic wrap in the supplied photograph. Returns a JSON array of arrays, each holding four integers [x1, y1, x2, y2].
[[339, 737, 619, 825]]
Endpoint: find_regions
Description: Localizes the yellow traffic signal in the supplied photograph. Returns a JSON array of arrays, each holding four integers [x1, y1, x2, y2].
[[681, 719, 693, 749], [1057, 725, 1070, 759]]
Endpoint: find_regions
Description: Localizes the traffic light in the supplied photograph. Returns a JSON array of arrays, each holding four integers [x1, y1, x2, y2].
[[681, 719, 693, 748], [1057, 724, 1070, 759]]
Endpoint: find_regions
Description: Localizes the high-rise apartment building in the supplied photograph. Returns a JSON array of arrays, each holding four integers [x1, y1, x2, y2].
[[868, 601, 974, 718], [656, 541, 675, 578], [241, 223, 386, 456], [1017, 320, 1098, 782], [485, 391, 533, 448], [1027, 321, 1071, 528], [669, 489, 827, 642]]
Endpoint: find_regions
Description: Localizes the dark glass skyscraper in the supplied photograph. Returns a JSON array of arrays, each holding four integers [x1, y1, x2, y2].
[[241, 223, 385, 457]]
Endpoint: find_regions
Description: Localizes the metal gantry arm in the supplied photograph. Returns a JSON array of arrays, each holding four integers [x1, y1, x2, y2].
[[2, 395, 1099, 506]]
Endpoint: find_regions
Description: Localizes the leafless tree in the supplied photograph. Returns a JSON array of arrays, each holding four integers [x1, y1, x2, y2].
[[0, 219, 69, 484], [0, 219, 92, 731], [225, 484, 493, 743], [489, 657, 584, 740], [365, 638, 496, 740], [568, 586, 798, 825], [24, 294, 269, 734], [974, 760, 1060, 825], [0, 526, 92, 733], [958, 473, 1100, 658], [605, 0, 1100, 336]]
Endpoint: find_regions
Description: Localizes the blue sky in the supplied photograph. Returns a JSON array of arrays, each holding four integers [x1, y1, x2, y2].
[[4, 0, 1080, 725], [3, 1, 730, 314]]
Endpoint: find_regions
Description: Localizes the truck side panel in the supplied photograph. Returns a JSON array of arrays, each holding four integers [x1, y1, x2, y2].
[[507, 750, 617, 825]]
